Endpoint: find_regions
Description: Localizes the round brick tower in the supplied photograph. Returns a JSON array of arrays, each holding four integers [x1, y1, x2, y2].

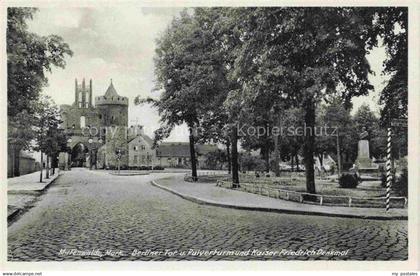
[[95, 80, 129, 168]]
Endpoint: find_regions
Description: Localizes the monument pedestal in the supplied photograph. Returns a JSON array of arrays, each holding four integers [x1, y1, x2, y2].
[[354, 140, 379, 174]]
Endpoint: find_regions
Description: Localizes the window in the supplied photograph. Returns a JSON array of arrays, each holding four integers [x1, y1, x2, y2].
[[142, 155, 145, 162], [99, 114, 102, 119], [80, 116, 86, 128], [141, 145, 146, 150], [134, 155, 138, 164], [133, 146, 138, 151]]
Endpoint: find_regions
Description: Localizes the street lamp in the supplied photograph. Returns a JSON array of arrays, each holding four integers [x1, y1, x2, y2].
[[88, 137, 93, 170], [96, 138, 103, 169], [67, 138, 72, 170]]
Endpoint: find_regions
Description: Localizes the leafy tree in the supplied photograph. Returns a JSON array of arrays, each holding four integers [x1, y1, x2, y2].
[[278, 107, 305, 171], [240, 153, 266, 172], [7, 7, 73, 116], [203, 149, 226, 170], [353, 104, 387, 160], [229, 8, 376, 193], [368, 8, 408, 160], [7, 8, 72, 176], [316, 98, 357, 170], [140, 9, 230, 181], [33, 97, 64, 182], [373, 8, 408, 125]]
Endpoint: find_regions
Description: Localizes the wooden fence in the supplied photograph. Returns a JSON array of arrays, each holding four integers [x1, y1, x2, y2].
[[216, 180, 407, 209]]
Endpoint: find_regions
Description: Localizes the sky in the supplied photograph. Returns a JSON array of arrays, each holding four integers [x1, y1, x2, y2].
[[28, 6, 389, 142]]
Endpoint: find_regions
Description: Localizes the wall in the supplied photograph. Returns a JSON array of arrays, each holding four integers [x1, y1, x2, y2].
[[104, 126, 128, 168], [60, 104, 101, 130], [97, 104, 128, 127], [7, 152, 37, 177], [157, 156, 190, 168]]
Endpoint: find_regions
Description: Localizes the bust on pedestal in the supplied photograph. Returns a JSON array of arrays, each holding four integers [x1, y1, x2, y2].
[[355, 127, 378, 172]]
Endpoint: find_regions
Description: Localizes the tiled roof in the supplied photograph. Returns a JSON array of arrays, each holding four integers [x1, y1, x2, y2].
[[197, 144, 218, 155], [156, 142, 190, 157], [104, 81, 119, 98], [128, 133, 154, 146], [156, 143, 219, 157]]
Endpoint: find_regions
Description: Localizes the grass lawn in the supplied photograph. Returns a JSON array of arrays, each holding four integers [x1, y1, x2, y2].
[[212, 174, 393, 198]]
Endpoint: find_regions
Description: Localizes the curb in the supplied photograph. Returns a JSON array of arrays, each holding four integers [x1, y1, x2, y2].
[[7, 206, 21, 222], [7, 172, 62, 223], [109, 172, 150, 176], [150, 180, 407, 221]]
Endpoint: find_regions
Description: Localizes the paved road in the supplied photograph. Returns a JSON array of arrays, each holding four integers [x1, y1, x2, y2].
[[8, 168, 408, 261]]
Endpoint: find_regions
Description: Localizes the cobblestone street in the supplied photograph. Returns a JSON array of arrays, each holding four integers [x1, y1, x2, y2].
[[8, 168, 408, 261]]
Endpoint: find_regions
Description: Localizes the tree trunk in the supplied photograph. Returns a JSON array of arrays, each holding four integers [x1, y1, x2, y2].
[[304, 98, 316, 194], [273, 114, 280, 177], [13, 146, 21, 177], [52, 152, 57, 175], [40, 152, 43, 183], [226, 141, 231, 175], [264, 146, 270, 173], [52, 154, 56, 175], [231, 126, 239, 187], [46, 155, 50, 179], [291, 154, 295, 172], [189, 127, 198, 182]]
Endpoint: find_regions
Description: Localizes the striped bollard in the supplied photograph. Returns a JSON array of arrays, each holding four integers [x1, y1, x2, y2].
[[385, 127, 392, 211]]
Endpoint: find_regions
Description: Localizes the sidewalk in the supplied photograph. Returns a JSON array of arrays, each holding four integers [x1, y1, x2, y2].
[[7, 169, 61, 221], [153, 174, 407, 220]]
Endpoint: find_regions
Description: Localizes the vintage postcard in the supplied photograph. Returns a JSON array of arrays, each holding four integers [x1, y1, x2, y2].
[[1, 0, 419, 273]]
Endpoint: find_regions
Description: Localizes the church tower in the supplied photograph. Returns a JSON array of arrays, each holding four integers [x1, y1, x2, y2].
[[74, 78, 93, 108], [95, 80, 129, 168]]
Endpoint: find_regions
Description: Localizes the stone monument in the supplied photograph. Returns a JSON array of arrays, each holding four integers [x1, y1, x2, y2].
[[355, 127, 378, 173]]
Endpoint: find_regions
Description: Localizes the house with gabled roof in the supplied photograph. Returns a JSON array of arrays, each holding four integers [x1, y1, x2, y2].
[[127, 125, 156, 168], [155, 142, 219, 168]]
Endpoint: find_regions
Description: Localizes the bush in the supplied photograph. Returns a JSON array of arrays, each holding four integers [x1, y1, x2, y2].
[[342, 162, 354, 171], [338, 172, 360, 188], [153, 166, 164, 170], [393, 168, 408, 197], [381, 156, 407, 191], [380, 169, 396, 188]]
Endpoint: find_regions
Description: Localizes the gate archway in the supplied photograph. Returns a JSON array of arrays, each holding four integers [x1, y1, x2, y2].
[[71, 143, 87, 167]]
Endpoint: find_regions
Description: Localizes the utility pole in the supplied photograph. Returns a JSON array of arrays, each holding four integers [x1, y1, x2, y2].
[[385, 127, 392, 211]]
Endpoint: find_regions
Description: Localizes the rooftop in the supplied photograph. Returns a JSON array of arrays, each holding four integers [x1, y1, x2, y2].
[[156, 142, 219, 157], [104, 80, 119, 98]]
